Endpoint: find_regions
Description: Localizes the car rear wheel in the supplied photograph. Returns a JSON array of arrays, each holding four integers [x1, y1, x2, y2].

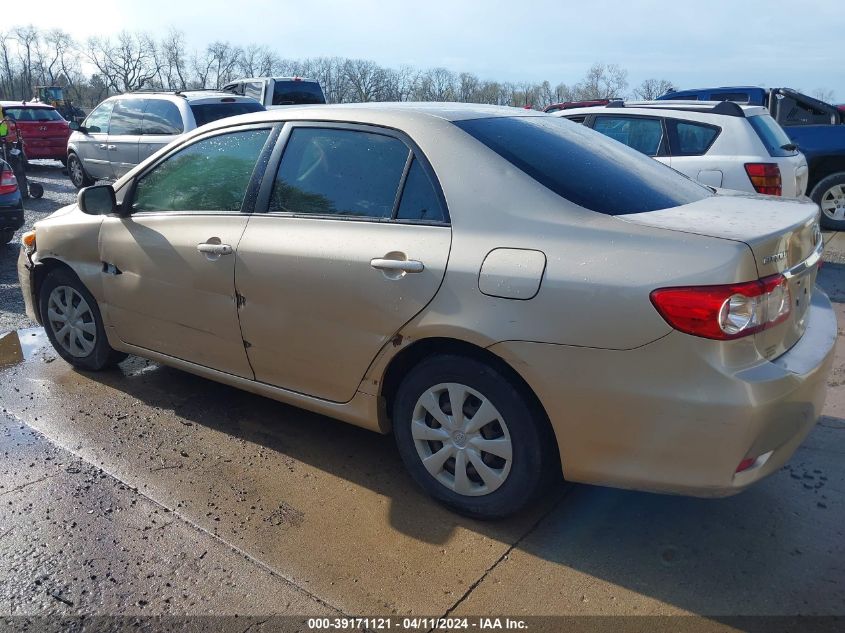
[[393, 354, 556, 519], [39, 268, 127, 370], [811, 173, 845, 231], [67, 153, 93, 189]]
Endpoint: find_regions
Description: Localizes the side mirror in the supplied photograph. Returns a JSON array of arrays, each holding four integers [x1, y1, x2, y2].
[[78, 185, 116, 216], [68, 120, 80, 131]]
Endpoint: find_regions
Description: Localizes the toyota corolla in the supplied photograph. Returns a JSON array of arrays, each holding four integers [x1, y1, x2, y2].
[[17, 104, 836, 518]]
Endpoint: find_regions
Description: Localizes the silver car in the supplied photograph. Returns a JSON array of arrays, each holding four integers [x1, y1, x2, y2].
[[19, 104, 836, 518], [66, 91, 265, 188]]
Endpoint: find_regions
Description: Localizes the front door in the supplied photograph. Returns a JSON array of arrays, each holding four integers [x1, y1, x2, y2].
[[76, 100, 115, 180], [236, 124, 452, 402], [101, 127, 274, 377], [107, 98, 145, 178]]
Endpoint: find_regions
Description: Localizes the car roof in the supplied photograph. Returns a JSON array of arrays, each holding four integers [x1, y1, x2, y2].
[[555, 100, 768, 118], [0, 101, 55, 109], [197, 102, 546, 132], [232, 77, 322, 84], [113, 91, 259, 103]]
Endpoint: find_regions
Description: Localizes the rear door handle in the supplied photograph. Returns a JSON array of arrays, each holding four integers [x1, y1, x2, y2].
[[107, 144, 117, 151], [97, 143, 107, 149], [370, 258, 424, 273], [197, 243, 233, 255]]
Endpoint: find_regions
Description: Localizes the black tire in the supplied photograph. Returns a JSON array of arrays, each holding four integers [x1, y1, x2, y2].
[[11, 160, 28, 199], [39, 267, 127, 370], [67, 152, 93, 189], [0, 229, 13, 245], [393, 354, 557, 519], [28, 182, 43, 199], [59, 157, 67, 167], [810, 172, 845, 231]]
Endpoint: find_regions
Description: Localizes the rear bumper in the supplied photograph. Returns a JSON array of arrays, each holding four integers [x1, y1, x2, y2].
[[0, 204, 24, 232], [23, 140, 68, 160], [490, 288, 837, 496]]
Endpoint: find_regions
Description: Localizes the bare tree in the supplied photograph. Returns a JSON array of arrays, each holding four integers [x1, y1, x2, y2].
[[812, 88, 836, 104], [86, 31, 160, 93], [14, 25, 39, 98], [573, 62, 628, 100], [633, 78, 676, 100], [158, 29, 189, 90], [343, 58, 388, 102]]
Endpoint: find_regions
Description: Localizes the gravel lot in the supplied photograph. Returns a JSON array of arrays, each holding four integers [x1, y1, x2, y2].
[[0, 160, 77, 333]]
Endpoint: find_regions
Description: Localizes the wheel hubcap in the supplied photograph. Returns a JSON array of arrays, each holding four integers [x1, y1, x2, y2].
[[820, 184, 845, 221], [411, 382, 513, 497], [69, 158, 82, 185], [47, 285, 96, 357]]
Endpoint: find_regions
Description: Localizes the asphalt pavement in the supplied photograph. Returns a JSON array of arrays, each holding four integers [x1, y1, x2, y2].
[[0, 170, 843, 631]]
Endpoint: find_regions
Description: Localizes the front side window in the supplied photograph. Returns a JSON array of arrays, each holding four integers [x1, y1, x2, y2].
[[132, 128, 271, 213], [270, 127, 410, 218], [668, 120, 720, 156], [108, 98, 146, 135], [142, 100, 184, 135], [82, 101, 115, 133], [593, 116, 664, 156]]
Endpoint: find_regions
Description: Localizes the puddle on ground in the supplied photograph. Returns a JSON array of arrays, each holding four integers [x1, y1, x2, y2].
[[0, 327, 50, 368]]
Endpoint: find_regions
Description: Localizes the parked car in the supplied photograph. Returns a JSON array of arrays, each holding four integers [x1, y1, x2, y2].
[[66, 91, 265, 189], [18, 104, 834, 518], [0, 159, 24, 244], [556, 100, 809, 198], [222, 77, 326, 107], [658, 87, 845, 230], [543, 99, 610, 113], [1, 101, 71, 164]]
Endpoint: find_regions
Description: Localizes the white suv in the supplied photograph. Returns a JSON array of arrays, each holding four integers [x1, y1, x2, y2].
[[556, 100, 809, 197], [67, 91, 265, 188]]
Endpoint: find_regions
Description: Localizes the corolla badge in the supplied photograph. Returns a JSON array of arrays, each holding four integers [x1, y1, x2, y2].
[[762, 251, 788, 265]]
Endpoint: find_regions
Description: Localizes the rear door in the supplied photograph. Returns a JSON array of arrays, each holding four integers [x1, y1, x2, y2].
[[664, 118, 723, 187], [107, 98, 145, 178], [236, 123, 451, 402], [139, 99, 184, 163]]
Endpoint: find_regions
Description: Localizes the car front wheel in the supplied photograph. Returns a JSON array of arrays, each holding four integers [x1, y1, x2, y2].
[[393, 354, 556, 519], [811, 172, 845, 231], [67, 153, 93, 189], [39, 268, 126, 370]]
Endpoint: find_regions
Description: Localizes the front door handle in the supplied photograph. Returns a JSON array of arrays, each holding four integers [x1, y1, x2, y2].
[[97, 143, 108, 149], [107, 144, 117, 151], [197, 243, 233, 256], [370, 258, 424, 273]]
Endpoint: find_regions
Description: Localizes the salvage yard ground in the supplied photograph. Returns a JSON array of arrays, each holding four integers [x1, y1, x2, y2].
[[0, 162, 843, 631]]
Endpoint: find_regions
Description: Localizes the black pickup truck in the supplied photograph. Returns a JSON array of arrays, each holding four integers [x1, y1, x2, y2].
[[659, 86, 845, 230]]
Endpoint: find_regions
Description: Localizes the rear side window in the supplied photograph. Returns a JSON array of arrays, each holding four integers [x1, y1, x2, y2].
[[747, 115, 796, 157], [132, 129, 271, 213], [143, 100, 184, 135], [272, 80, 326, 105], [454, 116, 711, 215], [667, 120, 720, 156], [190, 101, 265, 127], [593, 115, 663, 156], [270, 127, 409, 218], [108, 98, 146, 135], [396, 158, 446, 222]]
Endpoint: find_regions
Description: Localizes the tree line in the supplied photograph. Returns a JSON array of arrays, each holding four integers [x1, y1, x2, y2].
[[0, 24, 833, 110]]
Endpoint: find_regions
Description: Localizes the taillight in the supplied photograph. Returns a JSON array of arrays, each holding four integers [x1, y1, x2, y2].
[[744, 163, 782, 196], [0, 169, 18, 195], [650, 274, 791, 340]]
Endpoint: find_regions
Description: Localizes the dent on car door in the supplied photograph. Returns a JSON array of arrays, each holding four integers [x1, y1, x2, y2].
[[100, 127, 274, 376], [236, 125, 452, 403]]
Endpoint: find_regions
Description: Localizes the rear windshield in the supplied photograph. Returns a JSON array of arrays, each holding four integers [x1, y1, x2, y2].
[[454, 116, 711, 215], [272, 81, 326, 105], [747, 114, 796, 157], [5, 107, 64, 122], [190, 101, 265, 128]]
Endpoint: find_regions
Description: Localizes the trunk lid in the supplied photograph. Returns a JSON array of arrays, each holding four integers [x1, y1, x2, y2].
[[621, 191, 823, 359]]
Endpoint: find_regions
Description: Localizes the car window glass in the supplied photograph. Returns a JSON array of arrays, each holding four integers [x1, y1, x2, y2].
[[270, 127, 409, 218], [593, 116, 663, 156], [142, 100, 184, 135], [671, 121, 719, 156], [455, 116, 711, 215], [245, 82, 263, 101], [82, 101, 115, 133], [5, 107, 63, 122], [272, 81, 326, 105], [108, 98, 146, 135], [190, 101, 265, 127], [712, 93, 749, 103], [396, 158, 446, 222], [132, 129, 271, 213]]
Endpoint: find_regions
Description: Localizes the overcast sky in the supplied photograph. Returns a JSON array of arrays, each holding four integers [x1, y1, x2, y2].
[[36, 0, 843, 101]]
